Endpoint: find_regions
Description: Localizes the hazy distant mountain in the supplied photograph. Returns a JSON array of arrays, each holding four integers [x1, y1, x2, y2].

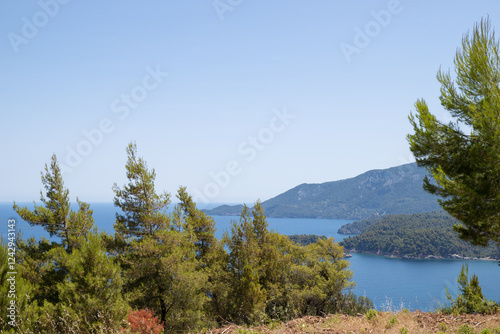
[[203, 163, 442, 220]]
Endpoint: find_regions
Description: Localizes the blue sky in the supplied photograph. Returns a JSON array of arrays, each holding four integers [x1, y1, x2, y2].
[[1, 1, 499, 204]]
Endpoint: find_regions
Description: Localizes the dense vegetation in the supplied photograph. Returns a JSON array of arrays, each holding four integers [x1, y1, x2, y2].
[[288, 234, 327, 246], [337, 216, 383, 235], [442, 264, 499, 315], [408, 18, 500, 247], [2, 145, 372, 333], [204, 163, 442, 219], [340, 212, 500, 259]]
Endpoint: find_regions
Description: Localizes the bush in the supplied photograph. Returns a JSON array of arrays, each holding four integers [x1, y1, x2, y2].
[[125, 309, 164, 334], [443, 264, 500, 314], [457, 324, 475, 334], [332, 291, 374, 316], [439, 322, 449, 332], [386, 315, 398, 328], [365, 309, 378, 321]]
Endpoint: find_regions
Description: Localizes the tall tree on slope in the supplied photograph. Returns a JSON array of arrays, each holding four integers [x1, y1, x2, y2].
[[408, 18, 500, 247], [112, 142, 208, 331]]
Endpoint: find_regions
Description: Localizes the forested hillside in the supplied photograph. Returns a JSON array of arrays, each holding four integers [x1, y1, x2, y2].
[[3, 147, 373, 333], [204, 163, 442, 219], [337, 216, 383, 235], [339, 212, 500, 260]]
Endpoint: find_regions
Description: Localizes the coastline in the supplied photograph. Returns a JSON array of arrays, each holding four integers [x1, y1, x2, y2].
[[346, 249, 500, 262]]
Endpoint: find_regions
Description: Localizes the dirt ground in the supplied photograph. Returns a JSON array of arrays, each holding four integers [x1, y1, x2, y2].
[[201, 311, 500, 334]]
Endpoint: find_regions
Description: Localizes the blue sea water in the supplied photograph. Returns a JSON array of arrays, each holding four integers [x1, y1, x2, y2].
[[1, 202, 499, 311]]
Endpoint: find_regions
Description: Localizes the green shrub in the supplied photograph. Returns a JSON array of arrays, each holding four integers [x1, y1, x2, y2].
[[457, 324, 475, 334], [333, 291, 374, 316], [386, 315, 398, 328], [365, 309, 378, 321], [439, 322, 449, 332], [399, 326, 409, 334], [444, 264, 500, 314]]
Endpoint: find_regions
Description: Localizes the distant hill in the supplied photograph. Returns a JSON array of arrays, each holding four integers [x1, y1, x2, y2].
[[339, 212, 500, 260], [204, 163, 442, 219]]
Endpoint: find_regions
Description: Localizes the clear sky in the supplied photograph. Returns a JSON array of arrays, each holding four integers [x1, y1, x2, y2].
[[1, 1, 499, 204]]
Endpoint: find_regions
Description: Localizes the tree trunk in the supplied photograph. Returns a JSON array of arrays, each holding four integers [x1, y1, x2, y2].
[[159, 294, 167, 326]]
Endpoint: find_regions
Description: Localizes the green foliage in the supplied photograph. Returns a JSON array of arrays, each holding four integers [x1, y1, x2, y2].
[[113, 142, 171, 239], [13, 154, 94, 253], [338, 216, 383, 235], [408, 18, 500, 247], [54, 231, 128, 333], [457, 324, 475, 334], [176, 187, 217, 263], [439, 322, 449, 332], [7, 234, 128, 333], [15, 237, 63, 306], [365, 309, 378, 321], [219, 204, 269, 324], [386, 315, 398, 328], [444, 264, 499, 314], [340, 212, 500, 259], [399, 327, 409, 334], [0, 238, 36, 333], [214, 202, 369, 325], [10, 232, 128, 334], [10, 155, 127, 333], [288, 234, 326, 246], [9, 146, 375, 332], [112, 143, 208, 332], [331, 291, 374, 316]]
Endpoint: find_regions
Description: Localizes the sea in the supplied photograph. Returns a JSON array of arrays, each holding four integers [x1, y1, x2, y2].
[[1, 202, 499, 312]]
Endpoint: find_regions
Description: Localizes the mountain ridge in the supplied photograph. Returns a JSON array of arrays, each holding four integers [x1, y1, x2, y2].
[[203, 162, 442, 220]]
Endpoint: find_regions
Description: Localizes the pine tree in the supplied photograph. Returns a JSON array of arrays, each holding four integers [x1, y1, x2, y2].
[[113, 143, 208, 331], [11, 155, 128, 333], [0, 237, 36, 332], [221, 203, 360, 324], [222, 205, 266, 324], [51, 231, 128, 333], [113, 142, 171, 239], [13, 154, 94, 254], [176, 187, 217, 263], [408, 18, 500, 247], [445, 264, 499, 314]]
